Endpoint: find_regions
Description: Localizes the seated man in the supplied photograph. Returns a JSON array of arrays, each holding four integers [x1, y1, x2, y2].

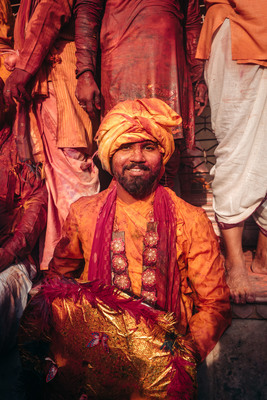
[[0, 77, 48, 353], [44, 98, 231, 398]]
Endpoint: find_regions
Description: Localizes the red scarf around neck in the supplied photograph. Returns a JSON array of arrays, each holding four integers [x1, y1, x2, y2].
[[88, 184, 181, 318]]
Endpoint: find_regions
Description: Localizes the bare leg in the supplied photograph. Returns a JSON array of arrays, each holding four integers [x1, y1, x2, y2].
[[222, 224, 255, 304], [251, 231, 267, 274]]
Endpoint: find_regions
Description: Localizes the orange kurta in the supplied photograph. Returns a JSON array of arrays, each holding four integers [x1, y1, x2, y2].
[[49, 185, 231, 361], [11, 0, 99, 270], [196, 0, 267, 66], [14, 0, 93, 152]]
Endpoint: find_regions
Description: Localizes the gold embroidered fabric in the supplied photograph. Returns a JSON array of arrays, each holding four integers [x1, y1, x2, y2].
[[19, 282, 196, 399]]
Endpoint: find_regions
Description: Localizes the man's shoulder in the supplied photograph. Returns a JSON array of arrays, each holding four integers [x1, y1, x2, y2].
[[163, 187, 215, 240], [163, 186, 205, 217]]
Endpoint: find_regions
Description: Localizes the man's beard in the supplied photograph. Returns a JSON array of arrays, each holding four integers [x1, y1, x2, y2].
[[114, 162, 162, 199]]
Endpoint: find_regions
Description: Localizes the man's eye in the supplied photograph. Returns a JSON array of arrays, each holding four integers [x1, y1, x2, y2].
[[145, 145, 156, 151]]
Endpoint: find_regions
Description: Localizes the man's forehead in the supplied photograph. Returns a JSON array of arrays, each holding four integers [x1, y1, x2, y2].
[[118, 139, 158, 148]]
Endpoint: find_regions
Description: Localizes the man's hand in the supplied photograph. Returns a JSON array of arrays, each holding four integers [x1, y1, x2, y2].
[[0, 248, 14, 273], [4, 68, 32, 107], [80, 158, 97, 173], [75, 71, 101, 119], [4, 50, 19, 71], [194, 81, 208, 116]]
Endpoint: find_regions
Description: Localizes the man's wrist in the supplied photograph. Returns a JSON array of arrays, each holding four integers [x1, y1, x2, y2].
[[13, 68, 33, 84]]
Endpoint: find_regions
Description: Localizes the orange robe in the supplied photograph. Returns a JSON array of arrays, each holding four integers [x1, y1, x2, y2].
[[12, 0, 100, 269], [14, 0, 94, 155], [48, 185, 231, 361], [196, 0, 267, 66]]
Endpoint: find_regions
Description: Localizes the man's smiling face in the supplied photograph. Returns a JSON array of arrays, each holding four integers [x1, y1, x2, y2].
[[111, 140, 163, 199]]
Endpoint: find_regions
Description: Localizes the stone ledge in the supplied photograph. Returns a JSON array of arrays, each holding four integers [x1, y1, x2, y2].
[[232, 303, 267, 320]]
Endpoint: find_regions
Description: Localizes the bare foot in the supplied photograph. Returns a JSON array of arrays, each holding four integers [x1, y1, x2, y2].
[[225, 255, 255, 304], [251, 231, 267, 274], [221, 224, 255, 303]]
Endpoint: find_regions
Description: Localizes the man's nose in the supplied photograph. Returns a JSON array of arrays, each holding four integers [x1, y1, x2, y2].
[[130, 148, 146, 162]]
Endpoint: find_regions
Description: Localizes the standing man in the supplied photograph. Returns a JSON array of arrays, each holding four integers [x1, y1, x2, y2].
[[47, 99, 231, 399], [196, 1, 267, 303], [3, 0, 100, 270], [74, 0, 208, 188]]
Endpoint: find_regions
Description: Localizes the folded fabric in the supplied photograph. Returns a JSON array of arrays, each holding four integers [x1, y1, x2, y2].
[[96, 98, 181, 174]]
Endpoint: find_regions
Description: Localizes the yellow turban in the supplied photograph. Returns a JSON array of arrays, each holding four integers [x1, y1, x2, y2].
[[96, 98, 182, 174]]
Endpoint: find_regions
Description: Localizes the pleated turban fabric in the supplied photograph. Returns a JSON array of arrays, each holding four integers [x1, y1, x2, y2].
[[95, 98, 182, 174]]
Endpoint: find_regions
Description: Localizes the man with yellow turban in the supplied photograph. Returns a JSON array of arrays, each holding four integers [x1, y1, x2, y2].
[[43, 98, 230, 399]]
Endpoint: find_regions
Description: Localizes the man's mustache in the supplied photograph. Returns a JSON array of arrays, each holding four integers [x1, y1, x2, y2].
[[123, 163, 150, 172]]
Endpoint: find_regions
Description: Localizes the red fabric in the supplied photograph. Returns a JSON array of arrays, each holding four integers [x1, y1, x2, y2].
[[0, 163, 48, 266], [74, 0, 204, 149], [167, 356, 195, 400], [29, 278, 161, 331], [14, 0, 74, 76], [13, 0, 32, 51], [12, 0, 74, 161], [154, 186, 181, 318], [0, 124, 48, 269], [88, 184, 181, 317], [87, 185, 116, 284], [74, 0, 103, 77]]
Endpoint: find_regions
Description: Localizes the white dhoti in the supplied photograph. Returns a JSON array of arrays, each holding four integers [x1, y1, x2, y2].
[[0, 262, 36, 353], [205, 19, 267, 233]]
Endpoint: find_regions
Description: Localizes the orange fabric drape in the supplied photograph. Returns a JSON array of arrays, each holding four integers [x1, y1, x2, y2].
[[48, 185, 231, 361], [196, 0, 267, 66]]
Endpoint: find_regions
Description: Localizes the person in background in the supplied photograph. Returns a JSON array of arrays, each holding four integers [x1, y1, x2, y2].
[[0, 76, 47, 352], [0, 0, 47, 352], [3, 0, 100, 271], [196, 0, 267, 304], [74, 0, 208, 189]]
